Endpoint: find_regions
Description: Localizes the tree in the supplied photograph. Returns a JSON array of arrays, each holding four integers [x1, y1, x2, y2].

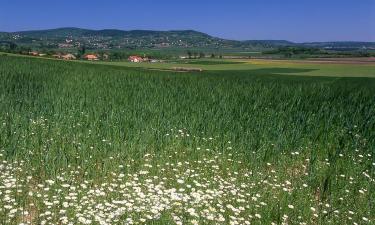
[[210, 53, 215, 58], [199, 52, 205, 58], [78, 45, 86, 57], [187, 51, 192, 59], [9, 42, 17, 51], [17, 46, 31, 54], [284, 52, 292, 58]]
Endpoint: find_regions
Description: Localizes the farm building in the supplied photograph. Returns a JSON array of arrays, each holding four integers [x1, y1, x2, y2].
[[62, 54, 76, 60], [102, 54, 109, 60], [83, 54, 99, 61], [128, 56, 143, 63], [29, 51, 39, 56]]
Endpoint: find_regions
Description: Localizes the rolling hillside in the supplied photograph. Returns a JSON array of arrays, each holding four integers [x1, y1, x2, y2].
[[1, 27, 374, 51]]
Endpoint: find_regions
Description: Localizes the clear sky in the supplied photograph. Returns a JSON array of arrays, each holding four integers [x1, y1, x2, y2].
[[0, 0, 374, 42]]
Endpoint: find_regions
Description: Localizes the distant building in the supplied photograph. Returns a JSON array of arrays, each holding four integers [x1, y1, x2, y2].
[[128, 56, 143, 63], [29, 51, 39, 56], [83, 54, 99, 61], [58, 43, 74, 48], [102, 53, 109, 60], [62, 54, 76, 60]]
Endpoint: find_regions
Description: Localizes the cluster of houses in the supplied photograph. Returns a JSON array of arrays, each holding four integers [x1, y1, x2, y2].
[[128, 55, 144, 63], [128, 56, 160, 63], [28, 51, 109, 61], [27, 51, 160, 63], [29, 51, 46, 57], [53, 53, 108, 61], [52, 53, 77, 60], [83, 54, 100, 61]]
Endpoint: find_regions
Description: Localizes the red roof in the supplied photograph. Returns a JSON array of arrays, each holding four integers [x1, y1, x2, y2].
[[128, 56, 143, 60], [84, 54, 98, 59]]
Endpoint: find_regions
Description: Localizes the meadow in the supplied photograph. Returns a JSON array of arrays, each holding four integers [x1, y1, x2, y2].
[[0, 55, 374, 224], [92, 58, 375, 78]]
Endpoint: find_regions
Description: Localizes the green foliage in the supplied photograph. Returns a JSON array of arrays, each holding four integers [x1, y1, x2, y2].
[[183, 60, 245, 65], [263, 46, 325, 57], [78, 45, 86, 57], [263, 46, 375, 58]]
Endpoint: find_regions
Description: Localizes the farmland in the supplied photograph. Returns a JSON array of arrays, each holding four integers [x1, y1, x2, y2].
[[0, 55, 374, 224], [92, 58, 375, 78]]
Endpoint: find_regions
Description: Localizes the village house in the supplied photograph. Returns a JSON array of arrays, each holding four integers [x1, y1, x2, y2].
[[62, 53, 76, 60], [83, 54, 99, 61], [58, 43, 74, 48], [128, 56, 143, 63], [102, 53, 109, 60], [29, 51, 39, 56]]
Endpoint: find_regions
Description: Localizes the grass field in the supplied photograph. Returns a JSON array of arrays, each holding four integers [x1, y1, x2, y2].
[[180, 60, 246, 65], [90, 58, 375, 78], [0, 55, 374, 224]]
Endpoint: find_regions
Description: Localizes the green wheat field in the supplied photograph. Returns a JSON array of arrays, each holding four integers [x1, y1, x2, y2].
[[0, 55, 374, 225]]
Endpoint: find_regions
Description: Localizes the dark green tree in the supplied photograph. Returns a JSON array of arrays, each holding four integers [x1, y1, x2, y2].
[[284, 52, 292, 58], [9, 42, 17, 51], [78, 45, 86, 57]]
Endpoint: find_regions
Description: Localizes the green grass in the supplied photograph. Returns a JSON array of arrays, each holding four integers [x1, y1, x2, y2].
[[0, 55, 374, 224], [180, 60, 246, 65], [88, 59, 375, 78]]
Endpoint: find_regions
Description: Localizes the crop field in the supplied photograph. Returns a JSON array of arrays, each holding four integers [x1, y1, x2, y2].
[[0, 55, 374, 225], [92, 58, 375, 78]]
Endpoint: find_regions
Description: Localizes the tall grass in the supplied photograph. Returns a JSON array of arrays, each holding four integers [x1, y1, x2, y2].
[[0, 55, 374, 224]]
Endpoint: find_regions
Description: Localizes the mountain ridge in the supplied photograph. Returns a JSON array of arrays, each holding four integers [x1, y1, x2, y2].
[[1, 27, 374, 50]]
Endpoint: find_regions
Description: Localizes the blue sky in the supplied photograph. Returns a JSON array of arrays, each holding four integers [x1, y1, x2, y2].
[[0, 0, 374, 42]]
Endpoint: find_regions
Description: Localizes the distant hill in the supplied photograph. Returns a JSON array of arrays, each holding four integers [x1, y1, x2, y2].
[[13, 27, 90, 37], [1, 27, 374, 51], [2, 27, 275, 50]]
